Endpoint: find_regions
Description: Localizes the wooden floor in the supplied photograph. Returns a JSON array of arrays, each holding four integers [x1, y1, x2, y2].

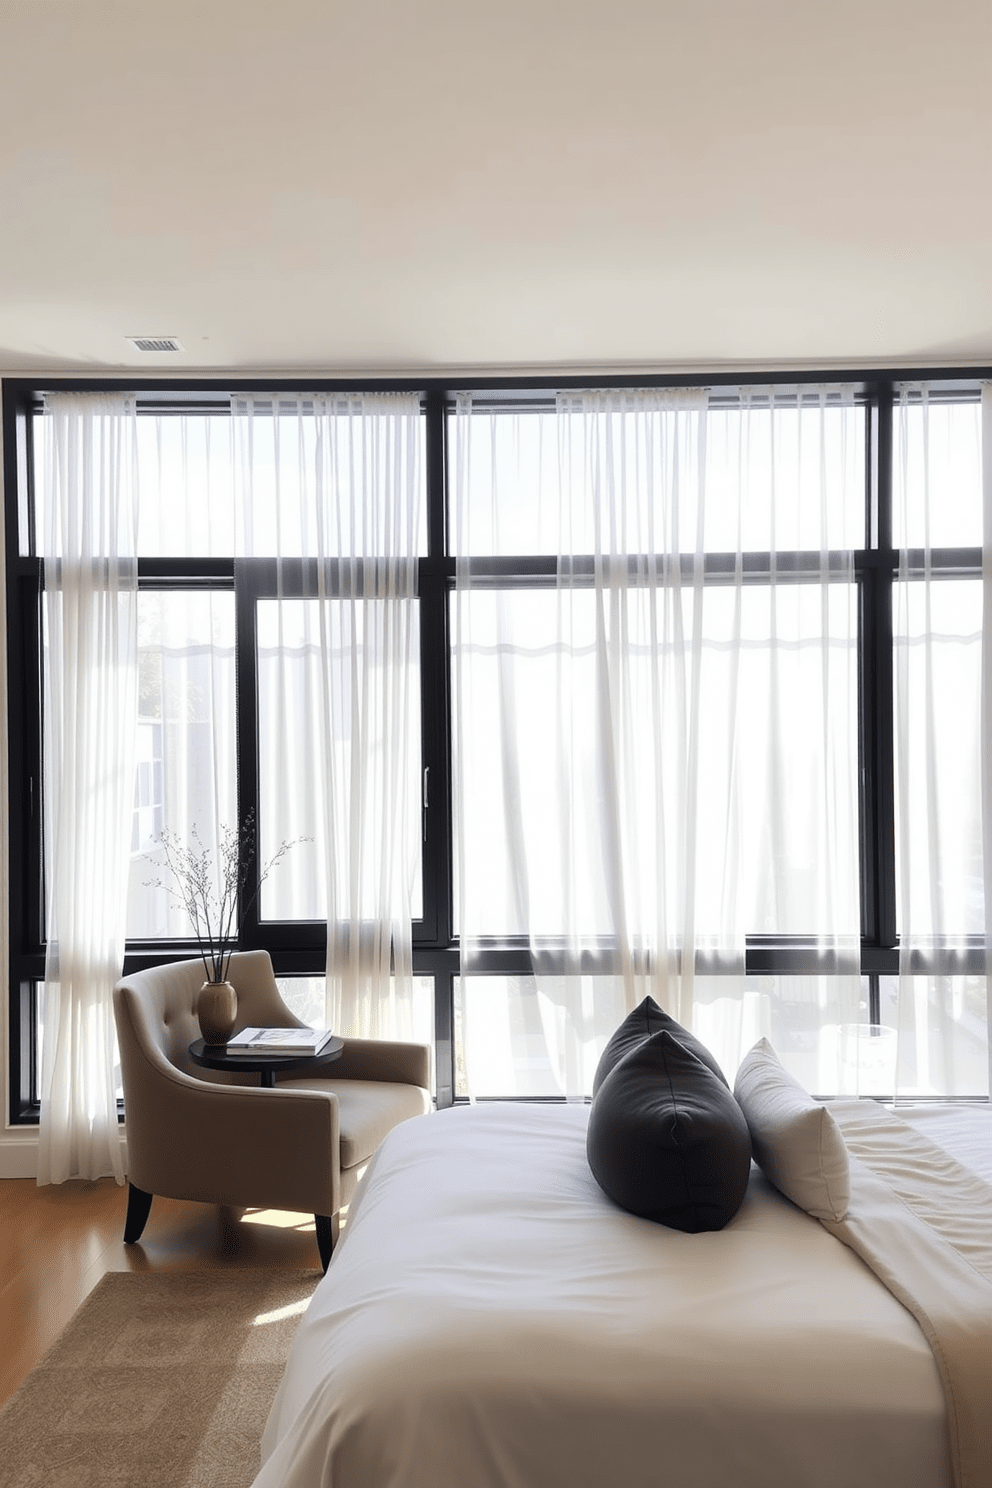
[[0, 1177, 326, 1410]]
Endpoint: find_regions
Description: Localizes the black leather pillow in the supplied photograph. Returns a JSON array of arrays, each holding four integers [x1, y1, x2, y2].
[[592, 995, 728, 1095], [586, 1029, 752, 1232]]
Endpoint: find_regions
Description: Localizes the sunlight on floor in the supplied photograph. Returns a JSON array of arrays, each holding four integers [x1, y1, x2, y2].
[[253, 1297, 311, 1326], [240, 1208, 316, 1232], [239, 1202, 351, 1234]]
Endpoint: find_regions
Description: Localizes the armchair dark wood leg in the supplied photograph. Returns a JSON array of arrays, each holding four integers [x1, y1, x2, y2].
[[315, 1213, 339, 1273], [123, 1183, 153, 1244]]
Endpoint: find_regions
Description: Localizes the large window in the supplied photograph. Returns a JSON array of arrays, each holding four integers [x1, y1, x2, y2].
[[4, 376, 989, 1122]]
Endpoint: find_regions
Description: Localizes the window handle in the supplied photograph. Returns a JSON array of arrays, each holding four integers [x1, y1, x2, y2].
[[423, 767, 429, 841]]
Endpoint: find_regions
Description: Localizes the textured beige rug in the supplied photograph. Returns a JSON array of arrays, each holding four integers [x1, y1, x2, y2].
[[0, 1270, 320, 1488]]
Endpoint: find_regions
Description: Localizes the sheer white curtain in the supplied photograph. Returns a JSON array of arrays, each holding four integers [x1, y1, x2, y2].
[[38, 394, 138, 1184], [892, 385, 991, 1098], [231, 394, 424, 1040], [452, 388, 862, 1098], [35, 391, 424, 1186], [123, 413, 238, 943], [699, 389, 863, 1094]]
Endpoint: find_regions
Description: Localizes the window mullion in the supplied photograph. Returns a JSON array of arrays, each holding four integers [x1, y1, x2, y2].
[[423, 391, 455, 1104], [860, 388, 897, 1027], [235, 559, 263, 950]]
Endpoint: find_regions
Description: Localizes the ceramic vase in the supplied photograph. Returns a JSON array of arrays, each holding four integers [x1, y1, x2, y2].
[[197, 980, 238, 1045]]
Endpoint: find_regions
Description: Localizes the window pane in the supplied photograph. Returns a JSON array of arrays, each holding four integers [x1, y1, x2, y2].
[[455, 972, 867, 1098], [693, 973, 867, 1093], [257, 599, 423, 921], [276, 976, 330, 1029], [452, 407, 574, 557], [455, 975, 628, 1098], [38, 978, 124, 1104], [453, 398, 864, 557], [35, 412, 240, 558], [38, 409, 428, 559], [279, 975, 435, 1092], [894, 579, 983, 938], [135, 415, 240, 556], [232, 399, 426, 559], [705, 400, 865, 552], [879, 975, 988, 1099], [893, 396, 982, 549], [835, 1020, 898, 1098], [126, 592, 236, 937], [724, 583, 860, 937], [454, 581, 859, 940], [34, 984, 43, 1106]]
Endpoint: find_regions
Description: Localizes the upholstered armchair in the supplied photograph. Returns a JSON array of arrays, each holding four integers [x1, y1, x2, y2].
[[113, 950, 431, 1269]]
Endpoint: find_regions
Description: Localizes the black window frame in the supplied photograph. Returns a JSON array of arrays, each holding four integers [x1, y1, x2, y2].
[[4, 369, 987, 1124]]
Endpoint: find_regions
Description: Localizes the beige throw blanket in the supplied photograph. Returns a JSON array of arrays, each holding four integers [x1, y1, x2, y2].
[[826, 1102, 992, 1488]]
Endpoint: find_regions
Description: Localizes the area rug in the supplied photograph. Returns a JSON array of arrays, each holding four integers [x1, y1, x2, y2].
[[0, 1269, 320, 1488]]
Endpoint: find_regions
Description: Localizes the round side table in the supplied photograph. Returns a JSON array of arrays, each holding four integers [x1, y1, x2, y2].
[[189, 1035, 344, 1088]]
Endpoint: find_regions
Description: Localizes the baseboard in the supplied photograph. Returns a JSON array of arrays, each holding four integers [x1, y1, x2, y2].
[[0, 1131, 42, 1178], [0, 1129, 129, 1180]]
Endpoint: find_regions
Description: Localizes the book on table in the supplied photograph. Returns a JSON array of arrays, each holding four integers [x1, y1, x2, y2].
[[225, 1026, 336, 1056]]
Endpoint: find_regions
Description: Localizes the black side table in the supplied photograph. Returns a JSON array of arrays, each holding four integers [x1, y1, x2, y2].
[[189, 1035, 344, 1088]]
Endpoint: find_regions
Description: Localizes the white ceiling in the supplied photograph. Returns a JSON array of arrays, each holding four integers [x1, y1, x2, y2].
[[2, 0, 991, 378]]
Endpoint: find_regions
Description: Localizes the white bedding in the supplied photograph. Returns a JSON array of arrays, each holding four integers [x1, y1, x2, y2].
[[826, 1102, 992, 1488], [251, 1101, 992, 1488]]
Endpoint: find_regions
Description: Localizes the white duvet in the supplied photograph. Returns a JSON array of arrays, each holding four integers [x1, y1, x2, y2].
[[251, 1101, 981, 1488]]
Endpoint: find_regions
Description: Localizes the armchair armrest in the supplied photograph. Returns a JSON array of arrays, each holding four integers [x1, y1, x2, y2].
[[333, 1037, 431, 1089], [125, 1059, 341, 1217]]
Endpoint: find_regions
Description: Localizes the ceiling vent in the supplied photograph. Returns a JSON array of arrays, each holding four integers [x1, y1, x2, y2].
[[127, 336, 184, 353]]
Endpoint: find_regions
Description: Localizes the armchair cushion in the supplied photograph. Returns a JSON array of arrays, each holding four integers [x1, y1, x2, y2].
[[277, 1076, 431, 1168]]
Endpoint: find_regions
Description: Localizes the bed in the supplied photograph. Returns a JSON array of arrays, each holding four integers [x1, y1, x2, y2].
[[252, 1095, 992, 1488]]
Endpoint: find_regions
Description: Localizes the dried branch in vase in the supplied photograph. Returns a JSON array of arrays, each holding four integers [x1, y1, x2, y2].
[[146, 811, 308, 983]]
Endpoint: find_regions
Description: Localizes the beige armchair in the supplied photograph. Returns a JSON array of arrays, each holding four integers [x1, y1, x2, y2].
[[113, 950, 431, 1270]]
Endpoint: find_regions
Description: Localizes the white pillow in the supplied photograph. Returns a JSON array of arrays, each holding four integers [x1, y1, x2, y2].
[[733, 1038, 850, 1222]]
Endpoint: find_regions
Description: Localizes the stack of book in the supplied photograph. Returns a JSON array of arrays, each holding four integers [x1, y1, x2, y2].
[[225, 1026, 336, 1057]]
